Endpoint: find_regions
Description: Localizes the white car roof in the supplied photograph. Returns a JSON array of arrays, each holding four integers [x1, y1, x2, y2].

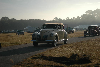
[[44, 23, 63, 25], [90, 25, 98, 26]]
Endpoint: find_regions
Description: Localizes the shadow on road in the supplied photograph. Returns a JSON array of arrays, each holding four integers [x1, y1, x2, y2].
[[0, 43, 62, 56]]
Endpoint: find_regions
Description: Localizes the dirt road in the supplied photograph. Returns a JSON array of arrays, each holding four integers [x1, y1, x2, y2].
[[0, 36, 100, 67]]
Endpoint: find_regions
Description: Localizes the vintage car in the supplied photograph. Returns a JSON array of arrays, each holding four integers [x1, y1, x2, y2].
[[66, 27, 75, 34], [31, 23, 68, 47], [16, 30, 24, 35], [84, 25, 99, 37]]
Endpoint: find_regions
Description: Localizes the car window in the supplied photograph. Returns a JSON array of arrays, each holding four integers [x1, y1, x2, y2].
[[58, 25, 61, 29], [43, 24, 57, 29], [88, 26, 97, 29]]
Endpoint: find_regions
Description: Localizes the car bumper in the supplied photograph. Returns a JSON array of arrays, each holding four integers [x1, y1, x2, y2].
[[31, 40, 54, 43], [31, 39, 68, 43]]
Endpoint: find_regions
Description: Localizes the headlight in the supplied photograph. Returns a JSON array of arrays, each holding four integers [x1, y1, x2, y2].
[[94, 30, 97, 32], [87, 31, 88, 33]]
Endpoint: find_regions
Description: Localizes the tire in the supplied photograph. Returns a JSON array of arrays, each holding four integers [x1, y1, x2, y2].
[[52, 36, 57, 47], [97, 32, 99, 36], [84, 34, 86, 37], [64, 40, 67, 44], [98, 33, 99, 36], [33, 42, 38, 47], [84, 31, 87, 37], [92, 33, 94, 36]]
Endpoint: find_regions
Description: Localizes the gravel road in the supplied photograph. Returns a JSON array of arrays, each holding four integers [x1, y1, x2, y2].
[[0, 36, 100, 67]]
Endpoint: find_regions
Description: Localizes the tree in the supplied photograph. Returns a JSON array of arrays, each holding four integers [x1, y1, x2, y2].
[[53, 17, 59, 21]]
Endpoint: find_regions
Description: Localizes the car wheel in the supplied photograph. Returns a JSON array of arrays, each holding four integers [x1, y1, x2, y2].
[[64, 40, 67, 44], [84, 34, 86, 37], [84, 31, 86, 37], [52, 36, 57, 47], [33, 42, 38, 47], [92, 33, 94, 36]]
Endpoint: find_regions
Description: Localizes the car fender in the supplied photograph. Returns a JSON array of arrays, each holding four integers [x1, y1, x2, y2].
[[64, 31, 68, 39], [51, 32, 59, 41]]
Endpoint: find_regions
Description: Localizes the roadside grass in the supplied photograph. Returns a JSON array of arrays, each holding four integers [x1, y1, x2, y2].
[[0, 32, 33, 47], [68, 31, 84, 38], [13, 37, 100, 67], [0, 31, 84, 47]]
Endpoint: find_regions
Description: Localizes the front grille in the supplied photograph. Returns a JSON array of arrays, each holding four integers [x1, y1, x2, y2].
[[42, 35, 48, 40], [32, 35, 41, 40], [32, 34, 48, 41], [89, 29, 94, 35], [37, 35, 41, 40]]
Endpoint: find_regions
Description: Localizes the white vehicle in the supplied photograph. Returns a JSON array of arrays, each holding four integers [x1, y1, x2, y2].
[[72, 28, 76, 33], [24, 26, 35, 33], [31, 23, 68, 47]]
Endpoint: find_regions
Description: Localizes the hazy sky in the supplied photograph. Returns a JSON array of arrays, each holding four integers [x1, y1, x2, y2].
[[0, 0, 100, 20]]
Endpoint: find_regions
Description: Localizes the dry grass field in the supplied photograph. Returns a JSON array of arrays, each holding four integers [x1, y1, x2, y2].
[[0, 31, 84, 47], [0, 32, 33, 47], [13, 37, 100, 67], [68, 31, 84, 38]]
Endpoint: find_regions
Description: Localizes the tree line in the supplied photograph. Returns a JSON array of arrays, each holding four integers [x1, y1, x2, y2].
[[0, 9, 100, 31]]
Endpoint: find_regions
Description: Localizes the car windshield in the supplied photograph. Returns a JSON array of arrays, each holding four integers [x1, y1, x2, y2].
[[88, 26, 97, 29], [43, 24, 57, 29], [66, 27, 73, 30]]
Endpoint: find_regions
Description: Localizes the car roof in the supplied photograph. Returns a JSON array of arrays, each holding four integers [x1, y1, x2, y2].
[[44, 23, 63, 25], [90, 25, 98, 26]]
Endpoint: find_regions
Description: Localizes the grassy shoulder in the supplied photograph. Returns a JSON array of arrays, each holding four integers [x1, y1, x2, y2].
[[68, 31, 84, 38], [0, 31, 84, 47], [13, 35, 100, 66], [0, 32, 33, 47]]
